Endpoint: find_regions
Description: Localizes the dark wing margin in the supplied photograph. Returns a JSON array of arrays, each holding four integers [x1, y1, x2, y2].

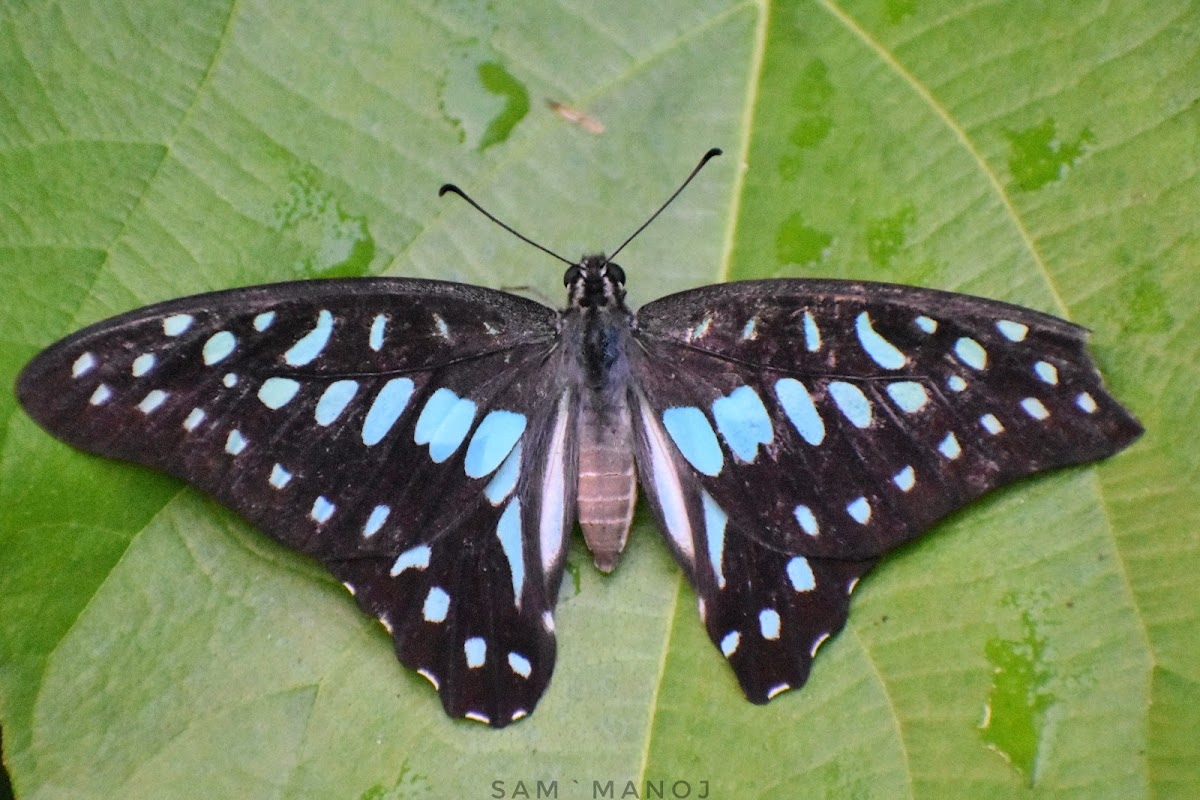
[[630, 278, 1142, 703], [16, 278, 577, 726]]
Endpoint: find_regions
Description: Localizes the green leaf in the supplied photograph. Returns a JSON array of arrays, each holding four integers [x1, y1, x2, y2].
[[1, 0, 1195, 797]]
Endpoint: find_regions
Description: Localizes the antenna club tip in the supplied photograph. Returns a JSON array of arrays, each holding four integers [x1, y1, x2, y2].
[[438, 183, 461, 198], [704, 147, 723, 160]]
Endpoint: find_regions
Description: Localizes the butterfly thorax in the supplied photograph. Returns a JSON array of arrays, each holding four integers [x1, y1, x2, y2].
[[563, 255, 637, 572]]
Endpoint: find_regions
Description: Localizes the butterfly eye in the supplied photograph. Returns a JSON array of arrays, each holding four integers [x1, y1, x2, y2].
[[563, 265, 583, 286], [606, 263, 626, 284]]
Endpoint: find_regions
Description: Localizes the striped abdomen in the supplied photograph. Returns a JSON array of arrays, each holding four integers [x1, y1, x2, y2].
[[577, 400, 636, 572]]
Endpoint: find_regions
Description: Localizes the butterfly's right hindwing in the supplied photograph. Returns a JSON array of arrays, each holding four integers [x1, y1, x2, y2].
[[17, 278, 576, 726]]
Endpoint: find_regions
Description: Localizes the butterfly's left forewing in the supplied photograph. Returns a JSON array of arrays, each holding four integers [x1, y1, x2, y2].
[[17, 279, 576, 726], [630, 279, 1141, 702]]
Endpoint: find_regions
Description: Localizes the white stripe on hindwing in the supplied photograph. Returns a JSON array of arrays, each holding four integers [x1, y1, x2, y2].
[[635, 389, 695, 567], [538, 392, 573, 577]]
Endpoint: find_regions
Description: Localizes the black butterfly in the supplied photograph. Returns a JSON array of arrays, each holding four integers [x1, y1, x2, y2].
[[15, 150, 1142, 727]]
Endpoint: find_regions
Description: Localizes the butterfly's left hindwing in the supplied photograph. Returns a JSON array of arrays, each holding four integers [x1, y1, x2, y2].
[[16, 278, 575, 727], [630, 279, 1142, 702]]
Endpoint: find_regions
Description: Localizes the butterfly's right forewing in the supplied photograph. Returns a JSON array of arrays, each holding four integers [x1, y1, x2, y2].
[[17, 278, 576, 726]]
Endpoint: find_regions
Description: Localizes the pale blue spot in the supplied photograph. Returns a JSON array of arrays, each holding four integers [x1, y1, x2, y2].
[[497, 498, 524, 602], [787, 556, 816, 592], [361, 378, 414, 446], [804, 311, 821, 352], [203, 331, 236, 365], [954, 337, 987, 370], [847, 497, 871, 524], [222, 372, 238, 388], [887, 381, 929, 413], [131, 353, 155, 377], [855, 312, 906, 369], [258, 377, 301, 409], [72, 352, 97, 378], [182, 407, 205, 431], [701, 491, 728, 589], [712, 385, 773, 462], [253, 311, 275, 332], [662, 406, 724, 476], [314, 380, 358, 426], [225, 429, 247, 456], [508, 652, 532, 678], [741, 318, 757, 340], [432, 314, 450, 339], [690, 315, 713, 341], [485, 442, 522, 505], [163, 314, 193, 336], [390, 543, 430, 575], [369, 314, 386, 351], [464, 637, 486, 668], [980, 413, 1004, 434], [775, 378, 825, 445], [88, 384, 112, 405], [364, 505, 390, 538], [893, 465, 915, 492], [1077, 392, 1098, 413], [939, 432, 962, 459], [759, 608, 781, 640], [915, 315, 937, 333], [423, 586, 450, 622], [138, 389, 168, 414], [829, 381, 872, 428], [310, 495, 335, 523], [794, 504, 819, 536], [1034, 361, 1058, 384], [947, 375, 968, 392], [269, 464, 292, 489], [413, 389, 462, 441], [465, 410, 527, 478], [414, 388, 477, 463], [1021, 397, 1050, 420], [720, 631, 740, 657], [996, 320, 1028, 342], [285, 309, 334, 366]]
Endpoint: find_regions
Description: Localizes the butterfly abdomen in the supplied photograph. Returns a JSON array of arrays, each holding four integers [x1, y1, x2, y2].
[[565, 262, 639, 572], [577, 400, 636, 572]]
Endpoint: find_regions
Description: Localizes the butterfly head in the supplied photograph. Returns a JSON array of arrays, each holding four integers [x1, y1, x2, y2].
[[564, 255, 627, 309]]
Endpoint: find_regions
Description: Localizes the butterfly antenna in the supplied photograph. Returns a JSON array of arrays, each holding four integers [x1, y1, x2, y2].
[[439, 183, 575, 267], [607, 147, 723, 262]]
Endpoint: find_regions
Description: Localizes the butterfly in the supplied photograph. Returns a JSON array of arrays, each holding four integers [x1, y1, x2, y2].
[[16, 149, 1142, 727]]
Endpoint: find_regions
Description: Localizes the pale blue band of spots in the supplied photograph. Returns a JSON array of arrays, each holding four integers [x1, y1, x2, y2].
[[362, 378, 414, 445], [662, 406, 724, 476], [711, 385, 773, 462], [465, 410, 527, 479], [775, 378, 825, 445]]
